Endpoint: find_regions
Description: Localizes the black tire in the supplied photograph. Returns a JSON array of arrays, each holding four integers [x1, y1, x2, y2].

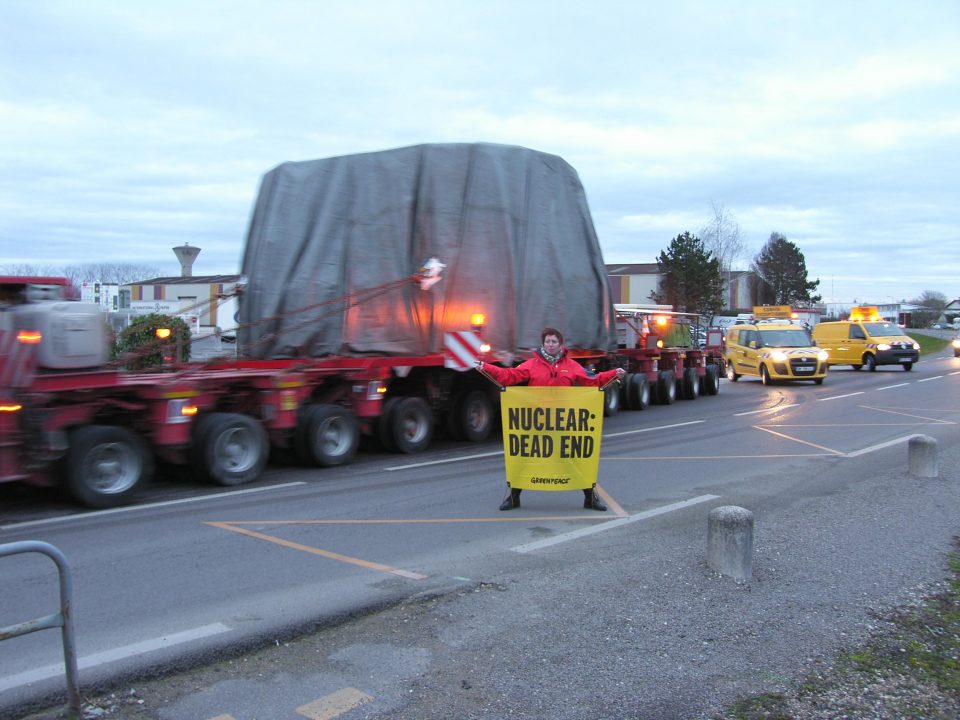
[[191, 412, 268, 486], [681, 367, 700, 400], [620, 373, 635, 411], [656, 371, 676, 405], [377, 397, 402, 452], [630, 374, 650, 410], [760, 364, 772, 386], [387, 396, 433, 454], [851, 363, 862, 371], [457, 389, 495, 442], [64, 425, 150, 508], [864, 353, 877, 372], [295, 404, 359, 467], [814, 377, 824, 385], [726, 363, 739, 382], [703, 364, 720, 396], [902, 362, 913, 371], [603, 382, 620, 417]]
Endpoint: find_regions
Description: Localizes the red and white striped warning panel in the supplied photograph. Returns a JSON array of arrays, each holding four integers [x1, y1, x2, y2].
[[444, 331, 483, 370], [0, 329, 39, 390]]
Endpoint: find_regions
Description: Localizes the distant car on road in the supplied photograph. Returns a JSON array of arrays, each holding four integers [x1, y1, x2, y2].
[[953, 332, 960, 358]]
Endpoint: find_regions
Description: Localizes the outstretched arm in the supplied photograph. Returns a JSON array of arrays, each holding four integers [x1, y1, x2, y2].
[[574, 366, 626, 387], [476, 360, 530, 386]]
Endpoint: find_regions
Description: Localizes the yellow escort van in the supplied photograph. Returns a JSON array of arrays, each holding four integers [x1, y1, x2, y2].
[[725, 309, 828, 385], [811, 307, 920, 371]]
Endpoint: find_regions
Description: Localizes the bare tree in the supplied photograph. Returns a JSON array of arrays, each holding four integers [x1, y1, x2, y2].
[[909, 290, 948, 327], [0, 263, 51, 276], [1, 263, 159, 284], [699, 201, 744, 274], [62, 263, 160, 284]]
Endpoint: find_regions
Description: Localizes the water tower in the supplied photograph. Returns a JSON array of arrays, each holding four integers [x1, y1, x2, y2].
[[173, 243, 201, 277]]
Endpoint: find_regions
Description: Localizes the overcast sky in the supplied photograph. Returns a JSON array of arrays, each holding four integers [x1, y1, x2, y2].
[[2, 1, 958, 304]]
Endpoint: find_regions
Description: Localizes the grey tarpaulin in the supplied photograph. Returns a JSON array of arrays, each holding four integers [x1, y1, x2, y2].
[[237, 142, 617, 359]]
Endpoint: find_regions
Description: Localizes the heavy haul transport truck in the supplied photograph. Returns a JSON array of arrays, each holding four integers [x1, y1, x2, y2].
[[237, 142, 725, 437], [1, 143, 725, 508], [609, 304, 724, 410], [0, 276, 213, 507]]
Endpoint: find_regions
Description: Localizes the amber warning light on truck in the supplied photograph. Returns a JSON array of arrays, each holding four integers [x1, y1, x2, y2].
[[849, 306, 882, 322], [16, 330, 41, 344]]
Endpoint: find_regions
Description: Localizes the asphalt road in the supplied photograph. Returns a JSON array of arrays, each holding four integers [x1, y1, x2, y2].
[[3, 346, 959, 719]]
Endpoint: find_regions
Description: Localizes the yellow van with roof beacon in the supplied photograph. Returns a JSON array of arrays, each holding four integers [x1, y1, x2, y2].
[[811, 307, 920, 371], [724, 306, 829, 385]]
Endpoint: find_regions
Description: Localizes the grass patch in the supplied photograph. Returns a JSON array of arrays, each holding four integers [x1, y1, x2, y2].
[[715, 541, 960, 719], [906, 331, 951, 355]]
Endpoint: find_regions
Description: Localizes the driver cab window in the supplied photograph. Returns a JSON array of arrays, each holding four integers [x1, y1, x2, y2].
[[850, 325, 866, 340]]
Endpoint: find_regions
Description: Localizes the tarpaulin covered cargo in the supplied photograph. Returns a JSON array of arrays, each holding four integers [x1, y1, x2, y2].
[[238, 143, 617, 358]]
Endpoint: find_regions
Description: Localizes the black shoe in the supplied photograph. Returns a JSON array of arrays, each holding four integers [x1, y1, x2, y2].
[[499, 488, 521, 511], [584, 490, 607, 512]]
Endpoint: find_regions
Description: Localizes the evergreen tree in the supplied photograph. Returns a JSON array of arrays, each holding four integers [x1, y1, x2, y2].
[[751, 232, 821, 305], [652, 231, 725, 318]]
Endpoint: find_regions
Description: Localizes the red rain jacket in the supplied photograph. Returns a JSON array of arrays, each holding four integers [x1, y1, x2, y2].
[[482, 348, 619, 387]]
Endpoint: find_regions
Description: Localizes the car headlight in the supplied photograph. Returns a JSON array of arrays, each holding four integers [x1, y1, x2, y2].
[[912, 342, 920, 350], [771, 351, 788, 362], [817, 350, 829, 362], [952, 339, 960, 348], [877, 343, 891, 351]]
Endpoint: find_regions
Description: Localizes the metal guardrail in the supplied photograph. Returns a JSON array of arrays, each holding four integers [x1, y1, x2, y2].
[[0, 540, 81, 718]]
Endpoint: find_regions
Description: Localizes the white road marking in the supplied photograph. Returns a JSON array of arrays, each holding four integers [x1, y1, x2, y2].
[[603, 420, 704, 438], [918, 376, 943, 382], [511, 495, 720, 554], [1, 483, 307, 532], [876, 383, 909, 390], [386, 421, 706, 470], [386, 450, 503, 471], [845, 434, 922, 458], [0, 623, 232, 692], [818, 392, 864, 401], [734, 404, 798, 416]]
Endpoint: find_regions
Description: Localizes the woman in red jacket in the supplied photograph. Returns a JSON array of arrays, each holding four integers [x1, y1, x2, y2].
[[477, 327, 625, 511]]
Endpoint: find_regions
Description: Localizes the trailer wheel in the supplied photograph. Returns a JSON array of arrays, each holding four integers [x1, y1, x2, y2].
[[64, 425, 151, 508], [656, 371, 676, 405], [629, 374, 650, 410], [377, 397, 402, 451], [191, 412, 268, 486], [386, 396, 433, 454], [681, 367, 700, 400], [702, 364, 720, 395], [457, 389, 495, 442], [603, 383, 620, 417], [295, 404, 359, 467], [620, 374, 635, 410]]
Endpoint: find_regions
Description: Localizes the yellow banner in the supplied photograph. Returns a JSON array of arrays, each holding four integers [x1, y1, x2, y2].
[[753, 305, 792, 319], [500, 386, 604, 490]]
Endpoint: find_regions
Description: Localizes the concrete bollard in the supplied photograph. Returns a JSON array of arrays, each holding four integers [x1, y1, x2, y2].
[[909, 435, 939, 478], [707, 505, 753, 582]]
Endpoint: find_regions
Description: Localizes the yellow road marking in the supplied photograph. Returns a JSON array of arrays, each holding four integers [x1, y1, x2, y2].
[[752, 425, 845, 455], [603, 453, 831, 460], [297, 688, 373, 719], [211, 515, 621, 525], [594, 484, 627, 516], [206, 522, 428, 579]]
